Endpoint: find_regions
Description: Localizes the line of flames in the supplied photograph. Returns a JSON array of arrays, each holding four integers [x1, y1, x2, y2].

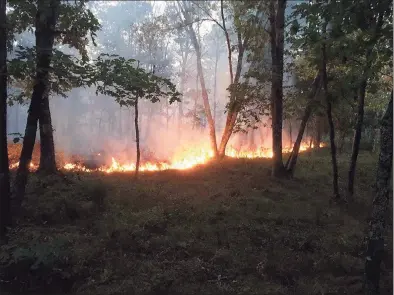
[[9, 143, 322, 173]]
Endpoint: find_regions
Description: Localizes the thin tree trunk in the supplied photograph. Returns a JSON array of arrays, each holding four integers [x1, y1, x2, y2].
[[286, 72, 322, 172], [249, 128, 255, 150], [15, 104, 19, 133], [347, 78, 367, 196], [38, 94, 57, 174], [178, 49, 188, 138], [13, 0, 59, 214], [194, 70, 198, 129], [288, 120, 293, 147], [213, 43, 219, 126], [321, 21, 340, 199], [119, 106, 122, 137], [347, 10, 384, 199], [364, 94, 393, 295], [178, 1, 218, 156], [0, 0, 10, 242], [134, 98, 140, 177], [270, 0, 287, 177], [218, 31, 245, 157]]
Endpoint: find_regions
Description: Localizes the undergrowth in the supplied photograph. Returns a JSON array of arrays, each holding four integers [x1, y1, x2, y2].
[[0, 150, 392, 295]]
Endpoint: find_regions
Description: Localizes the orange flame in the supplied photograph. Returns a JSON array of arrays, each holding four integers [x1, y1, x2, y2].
[[9, 143, 324, 173]]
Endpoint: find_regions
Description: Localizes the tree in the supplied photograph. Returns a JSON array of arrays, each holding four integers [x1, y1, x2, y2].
[[12, 0, 60, 214], [285, 71, 321, 173], [364, 93, 393, 294], [320, 20, 340, 199], [0, 0, 10, 242], [269, 0, 287, 177], [346, 0, 392, 199], [93, 54, 180, 175], [170, 0, 259, 158], [176, 1, 218, 156], [8, 0, 100, 174]]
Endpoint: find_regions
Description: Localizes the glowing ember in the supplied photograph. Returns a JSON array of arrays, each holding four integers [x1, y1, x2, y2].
[[9, 143, 324, 173]]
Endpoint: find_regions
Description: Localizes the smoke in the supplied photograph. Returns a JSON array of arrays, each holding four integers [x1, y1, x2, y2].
[[6, 1, 299, 165]]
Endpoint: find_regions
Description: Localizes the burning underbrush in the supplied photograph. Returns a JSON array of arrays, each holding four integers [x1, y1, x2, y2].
[[8, 141, 321, 173]]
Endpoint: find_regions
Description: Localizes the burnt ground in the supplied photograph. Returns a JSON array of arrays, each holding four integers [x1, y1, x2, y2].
[[0, 148, 392, 295]]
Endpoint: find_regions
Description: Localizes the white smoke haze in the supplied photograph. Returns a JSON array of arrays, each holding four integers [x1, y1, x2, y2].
[[7, 1, 300, 165]]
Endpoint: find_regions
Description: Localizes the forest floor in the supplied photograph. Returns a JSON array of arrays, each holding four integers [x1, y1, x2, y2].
[[1, 148, 392, 295]]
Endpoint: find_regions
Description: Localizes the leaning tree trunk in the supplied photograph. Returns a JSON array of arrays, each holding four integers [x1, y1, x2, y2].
[[364, 94, 393, 295], [38, 94, 57, 174], [347, 10, 384, 199], [347, 78, 367, 197], [13, 0, 59, 213], [270, 0, 287, 177], [286, 72, 321, 173], [218, 31, 245, 157], [179, 1, 218, 156], [321, 21, 340, 199], [0, 0, 10, 242], [134, 98, 140, 177]]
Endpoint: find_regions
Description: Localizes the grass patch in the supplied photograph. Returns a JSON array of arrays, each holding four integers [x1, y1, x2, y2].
[[1, 150, 392, 295]]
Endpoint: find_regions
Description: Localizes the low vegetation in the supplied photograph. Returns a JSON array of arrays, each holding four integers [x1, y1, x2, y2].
[[1, 150, 392, 295]]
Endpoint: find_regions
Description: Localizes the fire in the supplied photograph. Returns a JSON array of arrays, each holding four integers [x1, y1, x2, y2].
[[9, 142, 324, 173]]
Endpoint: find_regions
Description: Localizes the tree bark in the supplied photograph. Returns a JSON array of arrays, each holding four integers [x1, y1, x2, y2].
[[286, 73, 321, 173], [134, 98, 140, 177], [0, 0, 10, 242], [13, 0, 59, 213], [363, 94, 392, 295], [321, 22, 340, 199], [38, 94, 57, 174], [270, 0, 287, 177], [347, 10, 385, 199]]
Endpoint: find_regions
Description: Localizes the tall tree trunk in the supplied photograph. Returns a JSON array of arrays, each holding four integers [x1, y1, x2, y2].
[[179, 1, 218, 155], [119, 106, 122, 138], [288, 120, 293, 147], [13, 0, 59, 214], [217, 31, 245, 157], [364, 94, 393, 295], [0, 0, 10, 242], [347, 78, 367, 197], [321, 22, 340, 199], [285, 74, 322, 173], [134, 98, 140, 177], [194, 70, 198, 129], [213, 43, 219, 127], [270, 0, 287, 177], [249, 128, 256, 150], [347, 10, 385, 199], [15, 104, 19, 133], [178, 49, 188, 138], [38, 94, 57, 174]]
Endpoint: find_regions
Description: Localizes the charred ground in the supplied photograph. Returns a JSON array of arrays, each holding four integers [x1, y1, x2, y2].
[[0, 149, 392, 295]]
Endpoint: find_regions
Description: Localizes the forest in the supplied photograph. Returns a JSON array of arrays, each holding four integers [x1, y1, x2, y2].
[[0, 0, 392, 294]]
